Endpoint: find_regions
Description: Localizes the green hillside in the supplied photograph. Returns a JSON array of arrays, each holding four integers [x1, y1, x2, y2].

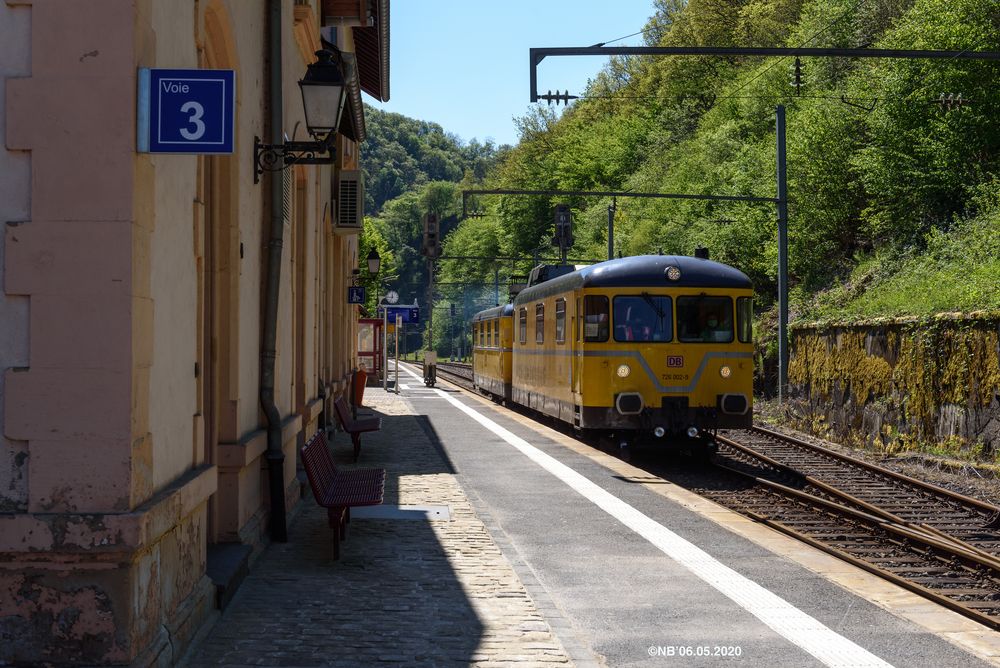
[[360, 106, 508, 214], [364, 0, 1000, 367]]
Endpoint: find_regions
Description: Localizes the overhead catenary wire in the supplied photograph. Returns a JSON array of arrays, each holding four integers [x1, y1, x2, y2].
[[574, 93, 879, 102], [723, 0, 867, 100], [590, 29, 647, 48]]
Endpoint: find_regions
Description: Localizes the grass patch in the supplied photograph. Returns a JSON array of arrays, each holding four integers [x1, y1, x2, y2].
[[799, 210, 1000, 321]]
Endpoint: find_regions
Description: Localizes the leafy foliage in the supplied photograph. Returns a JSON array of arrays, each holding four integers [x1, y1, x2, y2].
[[443, 0, 999, 326], [360, 106, 509, 214], [365, 0, 1000, 355]]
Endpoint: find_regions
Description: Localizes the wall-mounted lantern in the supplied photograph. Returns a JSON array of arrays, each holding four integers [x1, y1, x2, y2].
[[366, 248, 381, 275], [253, 50, 347, 183]]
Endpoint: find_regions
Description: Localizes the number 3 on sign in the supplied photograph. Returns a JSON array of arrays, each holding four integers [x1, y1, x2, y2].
[[139, 68, 235, 154], [180, 101, 206, 141]]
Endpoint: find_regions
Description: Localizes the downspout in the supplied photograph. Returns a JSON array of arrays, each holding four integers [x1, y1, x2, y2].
[[261, 0, 287, 542]]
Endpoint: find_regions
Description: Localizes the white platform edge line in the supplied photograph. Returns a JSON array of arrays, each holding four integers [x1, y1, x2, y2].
[[432, 385, 894, 668]]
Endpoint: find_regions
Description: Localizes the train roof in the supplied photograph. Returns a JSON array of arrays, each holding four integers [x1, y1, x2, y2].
[[472, 303, 514, 322], [513, 255, 752, 305]]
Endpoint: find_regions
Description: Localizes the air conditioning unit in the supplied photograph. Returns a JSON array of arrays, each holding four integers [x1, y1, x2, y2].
[[334, 170, 363, 233]]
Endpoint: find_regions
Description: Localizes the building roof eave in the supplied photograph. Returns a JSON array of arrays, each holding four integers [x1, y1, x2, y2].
[[352, 0, 389, 102]]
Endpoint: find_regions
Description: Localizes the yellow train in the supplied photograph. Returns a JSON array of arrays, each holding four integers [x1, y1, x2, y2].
[[472, 254, 753, 448], [471, 303, 515, 402]]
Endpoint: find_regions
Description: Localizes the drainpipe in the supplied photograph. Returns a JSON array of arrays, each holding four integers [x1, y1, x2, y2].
[[260, 0, 287, 542]]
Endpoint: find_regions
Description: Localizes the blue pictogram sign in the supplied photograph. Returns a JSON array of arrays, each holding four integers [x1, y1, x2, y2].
[[138, 68, 235, 154], [348, 286, 366, 304]]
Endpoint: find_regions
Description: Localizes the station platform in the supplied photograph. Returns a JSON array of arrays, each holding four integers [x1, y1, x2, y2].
[[186, 365, 1000, 667]]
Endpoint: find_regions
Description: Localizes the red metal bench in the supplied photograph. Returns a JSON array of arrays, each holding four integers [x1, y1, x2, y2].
[[300, 430, 385, 560], [333, 396, 382, 462], [351, 368, 368, 416]]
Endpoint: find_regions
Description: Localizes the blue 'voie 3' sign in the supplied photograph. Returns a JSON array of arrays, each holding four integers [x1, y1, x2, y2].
[[382, 306, 420, 324], [138, 68, 235, 154]]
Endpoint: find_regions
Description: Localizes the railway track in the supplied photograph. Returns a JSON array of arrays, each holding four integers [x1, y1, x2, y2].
[[421, 364, 1000, 628], [705, 428, 1000, 629], [434, 361, 474, 385], [718, 426, 1000, 542]]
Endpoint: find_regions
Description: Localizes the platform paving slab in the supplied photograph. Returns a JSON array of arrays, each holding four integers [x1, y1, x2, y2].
[[183, 387, 578, 667]]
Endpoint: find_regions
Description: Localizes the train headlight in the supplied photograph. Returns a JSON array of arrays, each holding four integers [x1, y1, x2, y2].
[[720, 365, 732, 378], [665, 265, 682, 281], [616, 364, 632, 378]]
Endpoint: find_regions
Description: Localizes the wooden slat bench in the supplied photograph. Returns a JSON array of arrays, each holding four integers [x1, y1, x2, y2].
[[333, 396, 382, 461], [300, 430, 385, 560]]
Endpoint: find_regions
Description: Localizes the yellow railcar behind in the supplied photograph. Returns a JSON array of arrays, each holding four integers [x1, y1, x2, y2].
[[471, 304, 514, 402]]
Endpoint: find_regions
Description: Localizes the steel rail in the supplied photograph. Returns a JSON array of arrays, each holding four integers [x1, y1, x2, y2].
[[716, 436, 1000, 571], [750, 425, 1000, 515], [713, 462, 1000, 630], [434, 362, 474, 386]]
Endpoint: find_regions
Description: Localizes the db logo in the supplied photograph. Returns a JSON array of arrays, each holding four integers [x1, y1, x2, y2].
[[666, 356, 684, 367]]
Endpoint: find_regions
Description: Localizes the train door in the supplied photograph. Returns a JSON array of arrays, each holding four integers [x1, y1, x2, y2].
[[572, 295, 583, 402], [496, 318, 504, 390]]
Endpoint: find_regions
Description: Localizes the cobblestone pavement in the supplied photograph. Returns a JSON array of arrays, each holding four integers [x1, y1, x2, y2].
[[185, 388, 577, 667]]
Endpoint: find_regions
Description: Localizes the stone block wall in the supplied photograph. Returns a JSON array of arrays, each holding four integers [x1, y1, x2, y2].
[[788, 312, 1000, 456]]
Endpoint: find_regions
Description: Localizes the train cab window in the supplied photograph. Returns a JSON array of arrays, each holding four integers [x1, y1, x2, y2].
[[737, 297, 753, 343], [535, 304, 545, 343], [492, 320, 498, 347], [519, 308, 527, 344], [477, 323, 483, 347], [555, 299, 567, 344], [582, 295, 609, 342], [613, 295, 673, 342], [677, 296, 734, 343], [473, 323, 478, 347]]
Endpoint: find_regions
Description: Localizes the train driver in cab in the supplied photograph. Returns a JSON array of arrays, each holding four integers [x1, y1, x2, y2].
[[627, 311, 653, 342], [700, 307, 733, 342], [615, 304, 653, 342]]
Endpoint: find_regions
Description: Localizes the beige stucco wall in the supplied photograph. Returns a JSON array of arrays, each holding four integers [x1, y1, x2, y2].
[[0, 1, 30, 514], [1, 0, 366, 662], [146, 0, 201, 490]]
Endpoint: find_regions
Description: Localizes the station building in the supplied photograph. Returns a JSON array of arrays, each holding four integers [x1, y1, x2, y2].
[[0, 0, 389, 663]]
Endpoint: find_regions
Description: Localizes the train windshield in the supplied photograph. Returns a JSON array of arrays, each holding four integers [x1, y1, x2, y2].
[[613, 295, 673, 342], [677, 296, 734, 343]]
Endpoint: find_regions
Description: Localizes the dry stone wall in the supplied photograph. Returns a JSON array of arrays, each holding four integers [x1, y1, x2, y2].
[[787, 312, 1000, 457]]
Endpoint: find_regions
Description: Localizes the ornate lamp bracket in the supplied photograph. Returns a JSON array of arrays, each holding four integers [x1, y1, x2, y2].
[[253, 135, 336, 184]]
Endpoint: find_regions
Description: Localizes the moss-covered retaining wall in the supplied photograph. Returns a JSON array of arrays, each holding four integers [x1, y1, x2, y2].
[[788, 312, 1000, 457]]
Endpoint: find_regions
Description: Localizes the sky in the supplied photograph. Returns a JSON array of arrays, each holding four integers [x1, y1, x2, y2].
[[369, 1, 658, 147]]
